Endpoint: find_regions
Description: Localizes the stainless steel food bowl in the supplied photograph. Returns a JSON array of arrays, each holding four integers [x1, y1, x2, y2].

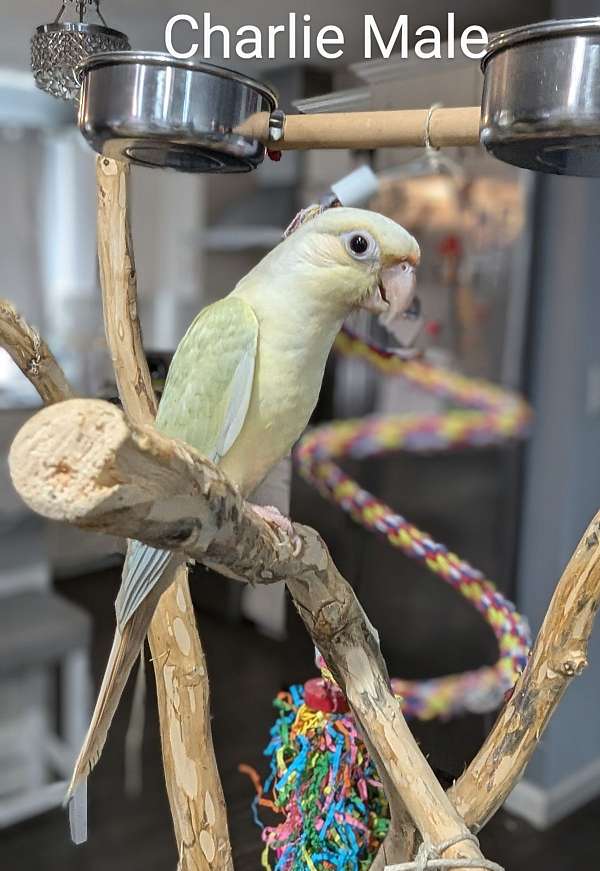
[[77, 51, 277, 173], [481, 18, 600, 177]]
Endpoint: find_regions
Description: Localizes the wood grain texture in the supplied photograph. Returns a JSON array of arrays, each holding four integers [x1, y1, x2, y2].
[[0, 299, 75, 404], [13, 392, 600, 861], [95, 157, 232, 871], [6, 561, 595, 871], [450, 510, 600, 831], [9, 396, 491, 870]]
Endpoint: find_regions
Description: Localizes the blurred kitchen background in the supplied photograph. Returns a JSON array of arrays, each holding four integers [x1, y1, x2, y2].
[[1, 0, 600, 869]]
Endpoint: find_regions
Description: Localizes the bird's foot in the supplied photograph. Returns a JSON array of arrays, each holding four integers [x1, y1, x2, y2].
[[250, 504, 302, 556]]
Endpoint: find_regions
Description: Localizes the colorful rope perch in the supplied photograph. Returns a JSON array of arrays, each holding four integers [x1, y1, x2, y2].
[[297, 328, 532, 721]]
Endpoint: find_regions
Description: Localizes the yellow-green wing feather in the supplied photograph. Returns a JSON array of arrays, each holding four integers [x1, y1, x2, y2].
[[156, 296, 259, 462]]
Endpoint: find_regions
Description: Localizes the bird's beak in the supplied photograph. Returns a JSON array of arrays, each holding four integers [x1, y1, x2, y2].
[[361, 259, 423, 347], [361, 260, 417, 317]]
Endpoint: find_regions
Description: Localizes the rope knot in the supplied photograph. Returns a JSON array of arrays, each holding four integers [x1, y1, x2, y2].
[[384, 833, 505, 871], [415, 840, 434, 871]]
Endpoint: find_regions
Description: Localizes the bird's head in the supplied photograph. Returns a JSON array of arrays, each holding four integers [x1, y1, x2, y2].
[[287, 207, 420, 320]]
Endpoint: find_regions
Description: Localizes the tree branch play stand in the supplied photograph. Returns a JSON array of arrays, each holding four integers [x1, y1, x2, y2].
[[5, 11, 600, 871], [2, 154, 600, 870]]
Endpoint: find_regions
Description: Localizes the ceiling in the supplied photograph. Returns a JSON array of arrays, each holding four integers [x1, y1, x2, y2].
[[1, 0, 551, 73]]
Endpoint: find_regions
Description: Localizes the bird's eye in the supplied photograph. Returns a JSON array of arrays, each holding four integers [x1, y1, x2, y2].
[[350, 234, 369, 255], [343, 231, 377, 261]]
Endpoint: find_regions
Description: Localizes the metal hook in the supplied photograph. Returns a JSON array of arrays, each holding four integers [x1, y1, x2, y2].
[[53, 2, 67, 23], [53, 0, 107, 26], [94, 0, 108, 28]]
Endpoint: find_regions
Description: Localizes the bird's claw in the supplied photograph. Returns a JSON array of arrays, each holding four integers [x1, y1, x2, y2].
[[250, 504, 302, 556]]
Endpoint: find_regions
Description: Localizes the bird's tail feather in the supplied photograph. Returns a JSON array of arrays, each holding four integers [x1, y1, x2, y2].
[[124, 649, 147, 797], [65, 590, 161, 842]]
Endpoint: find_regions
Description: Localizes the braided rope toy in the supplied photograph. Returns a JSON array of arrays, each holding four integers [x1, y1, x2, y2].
[[248, 327, 533, 871], [299, 328, 532, 721]]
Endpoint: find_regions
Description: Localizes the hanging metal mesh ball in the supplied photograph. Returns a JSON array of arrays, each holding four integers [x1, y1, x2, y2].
[[31, 23, 130, 100], [31, 2, 130, 101]]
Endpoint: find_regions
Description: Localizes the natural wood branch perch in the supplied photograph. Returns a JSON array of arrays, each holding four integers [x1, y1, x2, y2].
[[0, 299, 75, 404], [9, 397, 491, 871], [0, 295, 231, 868], [96, 157, 232, 870], [5, 291, 600, 867], [96, 158, 158, 423], [10, 398, 309, 578], [450, 508, 600, 830], [0, 302, 600, 865]]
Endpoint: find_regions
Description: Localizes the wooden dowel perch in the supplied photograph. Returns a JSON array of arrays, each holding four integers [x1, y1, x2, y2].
[[240, 106, 482, 150]]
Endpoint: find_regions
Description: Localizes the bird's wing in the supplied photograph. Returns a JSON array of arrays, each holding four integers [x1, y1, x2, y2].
[[156, 295, 259, 462], [114, 297, 259, 630], [114, 543, 173, 631]]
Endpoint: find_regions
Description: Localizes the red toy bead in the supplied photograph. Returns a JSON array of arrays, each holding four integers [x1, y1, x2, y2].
[[304, 677, 349, 714]]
